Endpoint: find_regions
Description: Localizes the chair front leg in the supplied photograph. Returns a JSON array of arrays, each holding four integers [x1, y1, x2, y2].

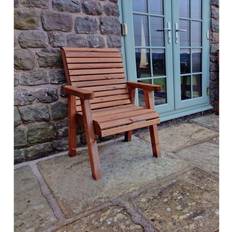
[[124, 131, 132, 142], [68, 95, 77, 157], [80, 99, 102, 180]]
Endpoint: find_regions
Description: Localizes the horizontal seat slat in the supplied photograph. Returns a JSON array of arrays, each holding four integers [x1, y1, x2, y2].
[[76, 94, 130, 106], [76, 99, 131, 112], [94, 109, 156, 123], [67, 63, 123, 70], [97, 112, 159, 130], [100, 118, 160, 137], [64, 47, 119, 52], [69, 68, 124, 76], [67, 57, 122, 64], [65, 52, 121, 58], [70, 73, 125, 82], [72, 79, 126, 88]]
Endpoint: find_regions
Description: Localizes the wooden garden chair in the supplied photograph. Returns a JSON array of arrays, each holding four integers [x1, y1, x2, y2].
[[61, 47, 161, 180]]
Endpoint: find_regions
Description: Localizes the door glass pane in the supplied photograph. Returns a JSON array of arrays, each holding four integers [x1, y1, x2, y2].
[[192, 74, 202, 98], [149, 0, 163, 15], [192, 49, 202, 73], [179, 0, 190, 18], [138, 79, 152, 106], [152, 49, 166, 76], [191, 21, 202, 46], [180, 20, 190, 46], [153, 78, 167, 105], [180, 49, 191, 74], [191, 0, 202, 19], [181, 75, 191, 100], [133, 0, 147, 13], [133, 15, 149, 47], [135, 48, 151, 78], [150, 17, 164, 46]]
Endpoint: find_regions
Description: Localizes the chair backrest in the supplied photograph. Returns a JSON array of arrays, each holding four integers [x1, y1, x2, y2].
[[61, 48, 131, 112]]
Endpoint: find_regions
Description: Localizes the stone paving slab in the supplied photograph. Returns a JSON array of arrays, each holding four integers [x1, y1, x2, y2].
[[171, 142, 219, 175], [135, 123, 218, 152], [190, 114, 219, 131], [55, 206, 143, 232], [38, 136, 190, 218], [14, 166, 57, 232], [134, 168, 219, 232]]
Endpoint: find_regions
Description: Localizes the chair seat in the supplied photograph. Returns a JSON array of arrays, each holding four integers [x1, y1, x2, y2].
[[81, 104, 160, 137]]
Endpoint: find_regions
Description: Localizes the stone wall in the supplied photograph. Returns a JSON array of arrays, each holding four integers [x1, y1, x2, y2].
[[209, 0, 219, 112], [14, 0, 121, 163]]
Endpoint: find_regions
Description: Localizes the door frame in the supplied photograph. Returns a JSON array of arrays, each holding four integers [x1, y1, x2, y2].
[[118, 0, 212, 121]]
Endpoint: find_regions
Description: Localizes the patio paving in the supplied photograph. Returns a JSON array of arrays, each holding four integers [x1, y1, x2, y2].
[[190, 114, 219, 131], [14, 114, 219, 232]]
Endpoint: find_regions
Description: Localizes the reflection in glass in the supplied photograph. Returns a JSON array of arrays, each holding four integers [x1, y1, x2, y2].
[[135, 48, 151, 78], [149, 0, 163, 15], [180, 20, 190, 46], [150, 17, 164, 46], [192, 74, 202, 98], [181, 75, 191, 100], [153, 78, 167, 105], [138, 79, 152, 106], [152, 49, 166, 76], [191, 21, 202, 46], [191, 0, 202, 19], [180, 49, 191, 74], [133, 0, 147, 13], [192, 49, 202, 73], [133, 15, 149, 47], [179, 0, 189, 18]]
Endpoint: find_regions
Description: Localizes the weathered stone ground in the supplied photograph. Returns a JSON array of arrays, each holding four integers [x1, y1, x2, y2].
[[14, 113, 219, 232]]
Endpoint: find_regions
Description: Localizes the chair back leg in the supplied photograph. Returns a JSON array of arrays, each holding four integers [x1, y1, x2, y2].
[[124, 131, 132, 142]]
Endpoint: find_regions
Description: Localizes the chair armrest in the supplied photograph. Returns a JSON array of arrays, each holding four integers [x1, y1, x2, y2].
[[127, 82, 161, 92], [63, 85, 94, 99]]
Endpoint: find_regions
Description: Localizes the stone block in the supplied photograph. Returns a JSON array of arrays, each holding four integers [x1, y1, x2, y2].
[[18, 31, 48, 48], [24, 142, 53, 160], [54, 119, 68, 138], [50, 100, 67, 120], [37, 48, 61, 68], [103, 2, 119, 16], [27, 122, 56, 144], [87, 35, 105, 48], [14, 125, 27, 147], [48, 32, 66, 47], [52, 0, 81, 13], [49, 69, 66, 84], [100, 16, 121, 35], [19, 70, 49, 86], [107, 35, 121, 48], [14, 106, 22, 127], [82, 0, 103, 15], [14, 9, 40, 30], [20, 0, 49, 8], [34, 86, 58, 103], [14, 149, 25, 163], [14, 49, 35, 70], [41, 11, 73, 32], [75, 16, 98, 34], [52, 138, 68, 151], [67, 34, 88, 47], [14, 87, 36, 106], [19, 104, 50, 122]]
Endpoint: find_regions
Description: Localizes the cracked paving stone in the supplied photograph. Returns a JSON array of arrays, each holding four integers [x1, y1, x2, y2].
[[55, 206, 143, 232], [190, 114, 219, 131], [134, 168, 218, 232], [172, 142, 219, 175], [38, 136, 189, 218], [14, 166, 57, 232], [136, 123, 218, 152]]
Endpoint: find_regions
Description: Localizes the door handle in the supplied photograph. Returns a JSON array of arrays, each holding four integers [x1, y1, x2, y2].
[[156, 22, 172, 44], [175, 23, 187, 44]]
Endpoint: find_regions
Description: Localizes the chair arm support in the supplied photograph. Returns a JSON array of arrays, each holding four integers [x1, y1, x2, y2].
[[127, 82, 161, 92], [63, 85, 94, 100]]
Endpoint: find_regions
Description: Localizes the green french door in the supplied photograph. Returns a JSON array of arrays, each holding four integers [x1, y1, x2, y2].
[[120, 0, 210, 119]]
